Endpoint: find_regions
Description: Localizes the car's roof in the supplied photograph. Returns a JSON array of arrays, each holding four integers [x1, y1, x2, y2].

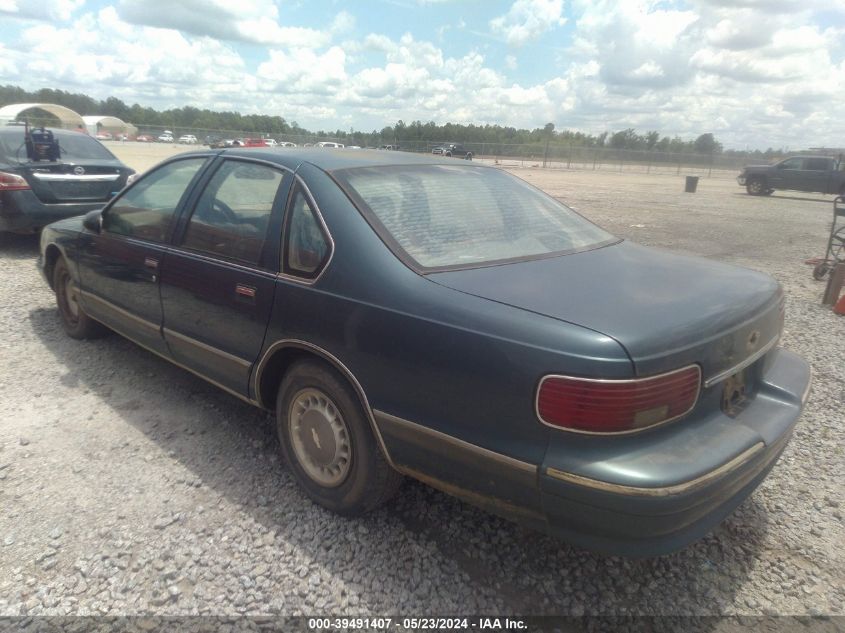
[[215, 147, 481, 172]]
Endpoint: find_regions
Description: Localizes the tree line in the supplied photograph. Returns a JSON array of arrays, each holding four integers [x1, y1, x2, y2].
[[0, 84, 786, 157]]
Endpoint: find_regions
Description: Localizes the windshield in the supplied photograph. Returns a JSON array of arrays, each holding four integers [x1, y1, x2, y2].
[[0, 129, 117, 163], [336, 164, 615, 270]]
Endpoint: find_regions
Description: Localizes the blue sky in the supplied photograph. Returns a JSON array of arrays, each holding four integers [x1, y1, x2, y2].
[[1, 0, 843, 148]]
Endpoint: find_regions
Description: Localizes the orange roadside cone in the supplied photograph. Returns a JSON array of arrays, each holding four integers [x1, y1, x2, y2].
[[835, 293, 845, 315]]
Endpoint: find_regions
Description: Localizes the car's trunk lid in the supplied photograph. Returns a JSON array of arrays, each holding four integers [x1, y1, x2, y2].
[[428, 241, 784, 381], [21, 160, 126, 203]]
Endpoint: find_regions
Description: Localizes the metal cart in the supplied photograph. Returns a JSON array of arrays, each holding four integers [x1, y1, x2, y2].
[[812, 196, 845, 280]]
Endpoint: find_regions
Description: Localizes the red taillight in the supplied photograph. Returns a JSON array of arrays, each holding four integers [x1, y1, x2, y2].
[[0, 171, 31, 191], [537, 366, 701, 433]]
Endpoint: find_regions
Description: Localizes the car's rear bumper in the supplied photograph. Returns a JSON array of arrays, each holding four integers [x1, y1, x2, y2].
[[0, 190, 103, 232], [374, 348, 810, 556], [538, 347, 810, 555]]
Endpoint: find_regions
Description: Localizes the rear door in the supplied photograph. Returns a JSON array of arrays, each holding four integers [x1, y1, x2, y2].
[[77, 156, 210, 355], [159, 158, 291, 396], [801, 157, 834, 193]]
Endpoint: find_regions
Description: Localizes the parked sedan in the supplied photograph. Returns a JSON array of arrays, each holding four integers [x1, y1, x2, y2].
[[38, 149, 810, 555], [0, 126, 134, 233]]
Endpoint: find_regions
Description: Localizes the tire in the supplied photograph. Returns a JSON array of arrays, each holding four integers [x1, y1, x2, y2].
[[276, 359, 402, 515], [746, 178, 766, 195], [812, 263, 830, 281], [465, 153, 473, 161], [445, 152, 452, 157], [53, 258, 106, 339]]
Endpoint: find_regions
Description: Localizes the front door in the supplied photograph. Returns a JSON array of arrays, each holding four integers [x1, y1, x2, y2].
[[77, 157, 209, 354], [159, 158, 291, 396]]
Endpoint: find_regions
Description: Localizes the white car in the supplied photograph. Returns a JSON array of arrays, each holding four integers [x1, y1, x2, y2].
[[316, 141, 344, 148], [178, 134, 198, 144], [278, 141, 297, 147], [157, 132, 174, 143], [263, 138, 278, 146]]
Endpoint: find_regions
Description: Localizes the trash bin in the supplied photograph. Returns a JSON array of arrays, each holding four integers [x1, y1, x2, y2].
[[685, 176, 699, 193]]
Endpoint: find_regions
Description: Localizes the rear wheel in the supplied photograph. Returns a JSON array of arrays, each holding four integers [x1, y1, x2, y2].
[[746, 178, 767, 195], [276, 359, 402, 515], [53, 258, 106, 339], [465, 152, 473, 160]]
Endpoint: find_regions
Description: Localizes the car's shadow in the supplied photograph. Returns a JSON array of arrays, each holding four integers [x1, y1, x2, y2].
[[732, 193, 833, 204], [0, 232, 40, 259], [28, 306, 769, 616]]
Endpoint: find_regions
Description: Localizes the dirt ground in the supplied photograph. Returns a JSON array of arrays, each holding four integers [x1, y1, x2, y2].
[[1, 143, 843, 617]]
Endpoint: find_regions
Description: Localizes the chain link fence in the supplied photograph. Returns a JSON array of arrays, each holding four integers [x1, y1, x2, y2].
[[128, 124, 776, 179]]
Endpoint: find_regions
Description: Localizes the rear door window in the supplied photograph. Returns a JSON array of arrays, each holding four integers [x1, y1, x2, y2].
[[283, 186, 330, 278], [104, 158, 207, 242], [182, 160, 285, 265], [804, 158, 831, 171]]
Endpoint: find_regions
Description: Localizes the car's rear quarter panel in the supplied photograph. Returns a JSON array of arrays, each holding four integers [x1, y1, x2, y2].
[[258, 163, 633, 515]]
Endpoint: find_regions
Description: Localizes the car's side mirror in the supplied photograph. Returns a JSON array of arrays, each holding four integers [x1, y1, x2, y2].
[[83, 209, 102, 233]]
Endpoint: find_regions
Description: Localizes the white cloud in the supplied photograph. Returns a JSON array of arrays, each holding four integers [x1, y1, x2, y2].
[[116, 0, 338, 48], [257, 47, 347, 95], [0, 0, 84, 21], [490, 0, 566, 47]]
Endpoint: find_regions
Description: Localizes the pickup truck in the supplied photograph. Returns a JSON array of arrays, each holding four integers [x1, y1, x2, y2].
[[432, 143, 473, 160], [737, 155, 845, 196]]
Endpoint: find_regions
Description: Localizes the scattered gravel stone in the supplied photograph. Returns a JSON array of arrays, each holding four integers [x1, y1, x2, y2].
[[152, 514, 180, 530]]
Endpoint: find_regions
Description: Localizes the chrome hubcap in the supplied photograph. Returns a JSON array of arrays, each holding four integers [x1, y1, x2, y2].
[[63, 275, 80, 319], [289, 388, 351, 487]]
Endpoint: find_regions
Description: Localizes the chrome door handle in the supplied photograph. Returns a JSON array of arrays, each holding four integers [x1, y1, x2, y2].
[[235, 284, 256, 299]]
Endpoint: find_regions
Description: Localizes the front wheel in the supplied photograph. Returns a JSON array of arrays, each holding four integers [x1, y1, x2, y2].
[[276, 360, 402, 515], [746, 178, 767, 195], [53, 258, 106, 339], [465, 153, 473, 160]]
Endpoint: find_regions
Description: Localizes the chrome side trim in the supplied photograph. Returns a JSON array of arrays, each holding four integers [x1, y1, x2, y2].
[[79, 296, 258, 407], [254, 339, 396, 469], [703, 335, 780, 388], [32, 173, 120, 182], [546, 441, 766, 497], [373, 410, 537, 475], [80, 290, 159, 334], [163, 327, 252, 368], [535, 364, 702, 436], [120, 332, 257, 407], [276, 175, 335, 286]]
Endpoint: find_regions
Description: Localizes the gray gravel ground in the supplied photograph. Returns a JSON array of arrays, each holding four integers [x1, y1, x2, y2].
[[0, 167, 843, 617]]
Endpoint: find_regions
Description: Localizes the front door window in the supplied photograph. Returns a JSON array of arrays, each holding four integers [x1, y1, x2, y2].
[[104, 158, 207, 242]]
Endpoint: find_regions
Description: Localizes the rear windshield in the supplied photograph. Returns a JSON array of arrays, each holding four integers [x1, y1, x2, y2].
[[336, 164, 615, 270], [0, 129, 116, 163]]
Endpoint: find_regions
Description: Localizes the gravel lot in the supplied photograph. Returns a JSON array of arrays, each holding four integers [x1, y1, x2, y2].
[[0, 145, 843, 617]]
